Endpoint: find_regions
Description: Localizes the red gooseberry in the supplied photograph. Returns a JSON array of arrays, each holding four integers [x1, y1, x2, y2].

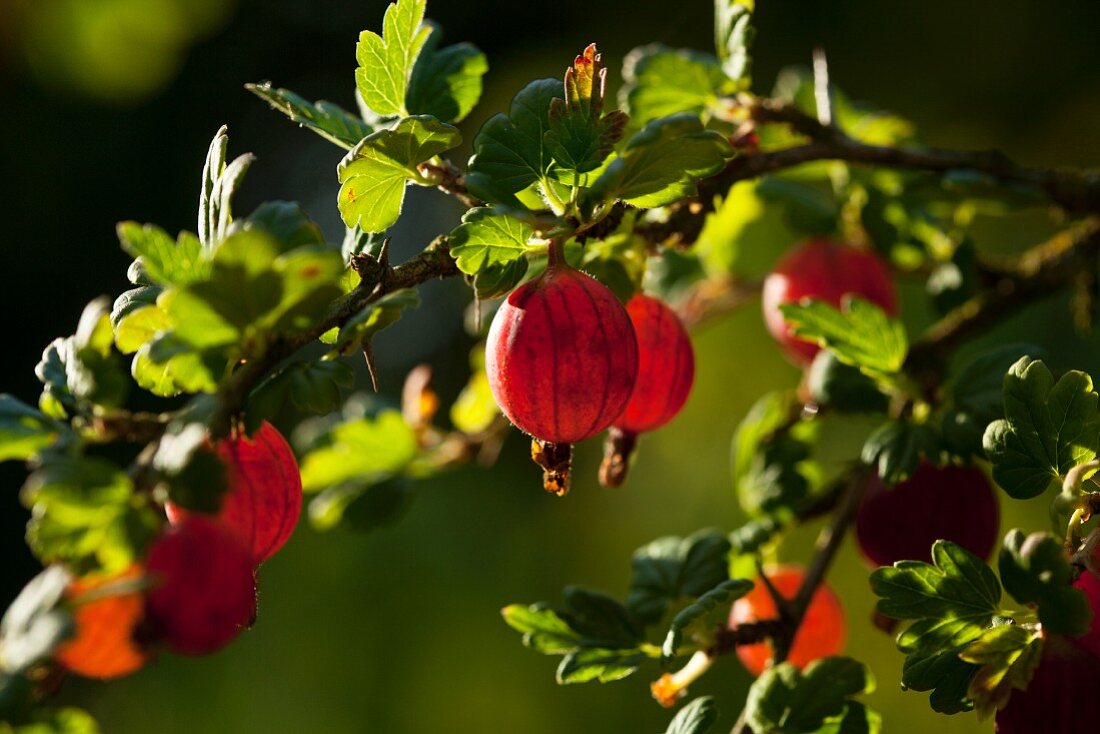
[[600, 293, 695, 487], [54, 565, 146, 679], [854, 463, 1000, 568], [166, 421, 302, 566], [761, 237, 897, 366], [144, 516, 256, 656], [486, 242, 638, 485], [728, 565, 845, 676], [995, 634, 1100, 733]]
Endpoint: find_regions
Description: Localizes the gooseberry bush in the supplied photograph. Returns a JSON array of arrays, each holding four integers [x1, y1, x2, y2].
[[4, 0, 1100, 731]]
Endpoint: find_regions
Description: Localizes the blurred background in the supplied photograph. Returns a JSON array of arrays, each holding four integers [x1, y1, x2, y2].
[[2, 0, 1100, 731]]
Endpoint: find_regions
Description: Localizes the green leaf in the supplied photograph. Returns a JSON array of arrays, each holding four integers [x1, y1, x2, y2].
[[998, 530, 1091, 635], [21, 457, 159, 573], [325, 289, 421, 352], [0, 396, 62, 463], [7, 706, 101, 733], [337, 115, 462, 232], [466, 79, 563, 206], [0, 566, 73, 673], [586, 115, 733, 209], [714, 0, 754, 84], [246, 82, 373, 149], [501, 604, 583, 654], [951, 344, 1044, 421], [406, 24, 487, 123], [300, 410, 418, 491], [806, 352, 889, 414], [162, 231, 344, 355], [246, 359, 355, 428], [36, 300, 129, 414], [109, 286, 160, 329], [781, 298, 907, 378], [354, 0, 430, 118], [860, 420, 940, 485], [308, 476, 413, 532], [198, 126, 255, 249], [449, 208, 537, 276], [620, 45, 730, 126], [982, 357, 1100, 499], [958, 624, 1042, 720], [114, 305, 170, 354], [746, 657, 878, 734], [230, 201, 326, 250], [133, 335, 221, 397], [117, 224, 208, 287], [559, 587, 644, 648], [544, 44, 629, 176], [627, 530, 732, 624], [556, 647, 648, 684], [662, 578, 753, 658], [871, 541, 1000, 634], [900, 648, 978, 714], [664, 696, 719, 734], [450, 347, 499, 435]]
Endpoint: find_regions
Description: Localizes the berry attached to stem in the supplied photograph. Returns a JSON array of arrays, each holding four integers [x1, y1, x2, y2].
[[728, 565, 845, 676], [599, 294, 695, 487], [54, 566, 147, 680]]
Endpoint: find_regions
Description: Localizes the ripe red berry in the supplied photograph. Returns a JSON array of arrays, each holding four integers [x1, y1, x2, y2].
[[995, 635, 1100, 733], [55, 566, 146, 679], [485, 247, 638, 444], [1072, 560, 1100, 657], [728, 565, 845, 676], [599, 294, 694, 486], [166, 421, 302, 566], [762, 237, 897, 365], [854, 463, 999, 567], [144, 516, 256, 656]]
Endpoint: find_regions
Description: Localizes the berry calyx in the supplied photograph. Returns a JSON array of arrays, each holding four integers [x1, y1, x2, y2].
[[486, 241, 638, 491], [855, 463, 1000, 567], [762, 237, 897, 365], [166, 421, 302, 566], [600, 294, 695, 487], [728, 565, 845, 676], [144, 516, 256, 656], [54, 566, 146, 680]]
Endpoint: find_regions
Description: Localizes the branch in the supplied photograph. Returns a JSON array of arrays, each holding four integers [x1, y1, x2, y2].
[[640, 99, 1100, 247]]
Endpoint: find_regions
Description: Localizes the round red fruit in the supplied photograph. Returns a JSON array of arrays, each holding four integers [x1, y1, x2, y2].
[[485, 247, 638, 443], [995, 635, 1100, 733], [613, 294, 695, 434], [729, 565, 845, 676], [166, 421, 302, 566], [762, 238, 897, 365], [855, 463, 999, 567], [55, 566, 146, 679], [1072, 559, 1100, 657], [144, 516, 256, 656]]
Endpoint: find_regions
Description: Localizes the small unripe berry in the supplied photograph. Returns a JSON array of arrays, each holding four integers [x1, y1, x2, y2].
[[166, 421, 302, 565], [762, 238, 897, 365], [600, 294, 694, 486], [855, 463, 999, 567], [486, 248, 638, 444], [54, 566, 146, 679], [728, 565, 845, 676], [144, 517, 256, 656]]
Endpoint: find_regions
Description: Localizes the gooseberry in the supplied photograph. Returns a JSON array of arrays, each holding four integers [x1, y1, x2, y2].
[[728, 565, 845, 676], [54, 566, 146, 679], [144, 516, 256, 656], [485, 245, 638, 444], [166, 421, 302, 566], [762, 237, 897, 365], [600, 293, 695, 487], [855, 463, 1000, 567], [1071, 556, 1100, 658], [995, 634, 1100, 733]]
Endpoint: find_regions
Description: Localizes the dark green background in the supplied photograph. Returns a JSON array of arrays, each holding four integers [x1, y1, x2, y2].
[[2, 0, 1099, 731]]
